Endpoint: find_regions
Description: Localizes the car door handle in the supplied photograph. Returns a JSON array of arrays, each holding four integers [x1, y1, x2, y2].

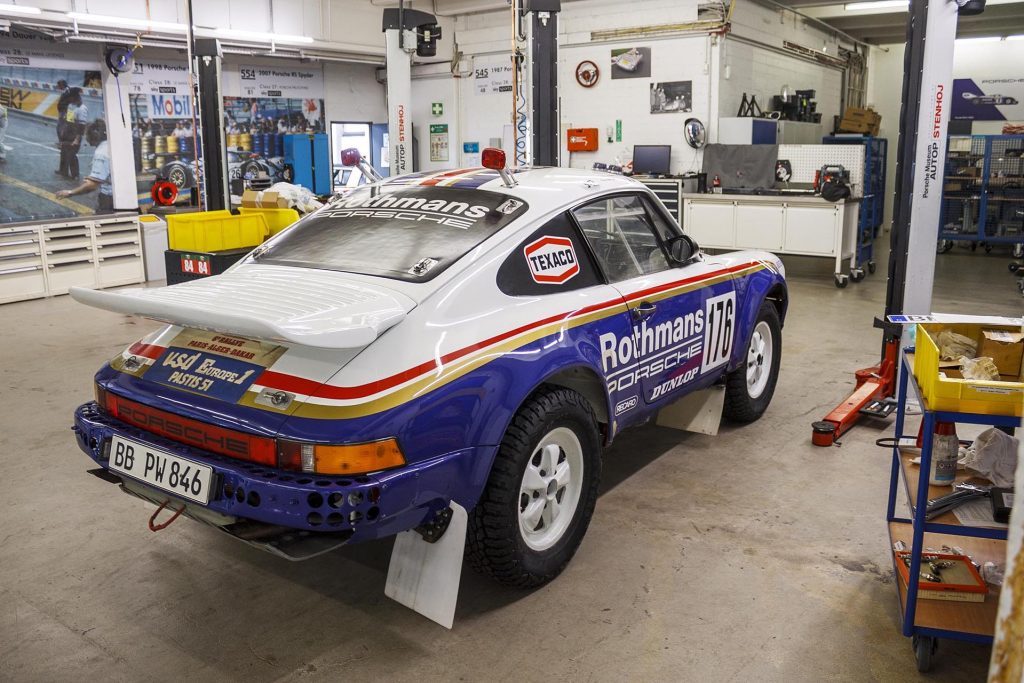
[[632, 301, 657, 322]]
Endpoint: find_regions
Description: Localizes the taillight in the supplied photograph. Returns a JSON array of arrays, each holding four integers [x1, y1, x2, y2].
[[96, 384, 407, 476]]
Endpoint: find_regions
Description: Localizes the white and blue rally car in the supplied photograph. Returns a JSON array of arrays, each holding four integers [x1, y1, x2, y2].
[[71, 150, 787, 587]]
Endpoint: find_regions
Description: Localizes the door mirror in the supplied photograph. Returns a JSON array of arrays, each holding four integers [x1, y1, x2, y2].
[[666, 234, 699, 265]]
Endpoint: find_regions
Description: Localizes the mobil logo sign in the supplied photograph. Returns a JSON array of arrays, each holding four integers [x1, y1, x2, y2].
[[149, 93, 192, 119], [524, 235, 580, 284]]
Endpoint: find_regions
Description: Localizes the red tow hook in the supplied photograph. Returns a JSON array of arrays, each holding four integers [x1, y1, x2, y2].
[[148, 499, 185, 531]]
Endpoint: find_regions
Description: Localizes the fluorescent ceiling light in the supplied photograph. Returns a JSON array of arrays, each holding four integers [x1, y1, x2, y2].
[[1006, 34, 1024, 41], [0, 3, 41, 14], [214, 28, 314, 44], [844, 0, 907, 11], [66, 11, 187, 32], [956, 35, 1003, 43]]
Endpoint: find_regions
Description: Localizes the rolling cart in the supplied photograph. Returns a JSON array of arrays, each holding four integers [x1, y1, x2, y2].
[[939, 135, 1024, 258], [886, 349, 1015, 671], [822, 135, 888, 280]]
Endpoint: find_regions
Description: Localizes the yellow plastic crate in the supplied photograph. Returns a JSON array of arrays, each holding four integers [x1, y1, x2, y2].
[[166, 210, 269, 252], [914, 323, 1024, 417], [237, 206, 300, 236]]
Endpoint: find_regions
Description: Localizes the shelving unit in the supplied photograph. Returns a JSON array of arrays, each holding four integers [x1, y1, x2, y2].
[[822, 135, 888, 274], [886, 350, 1016, 671], [939, 135, 1024, 257], [0, 215, 145, 304]]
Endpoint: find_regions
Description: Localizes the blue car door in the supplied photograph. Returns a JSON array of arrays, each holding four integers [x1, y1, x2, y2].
[[572, 193, 738, 407]]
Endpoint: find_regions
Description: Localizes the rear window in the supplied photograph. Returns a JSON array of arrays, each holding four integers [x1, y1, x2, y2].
[[251, 186, 529, 282]]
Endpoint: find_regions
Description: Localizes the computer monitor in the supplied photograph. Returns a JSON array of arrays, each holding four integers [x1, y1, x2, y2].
[[632, 145, 671, 176]]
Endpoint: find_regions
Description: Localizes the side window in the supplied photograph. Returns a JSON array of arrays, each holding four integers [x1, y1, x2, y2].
[[572, 194, 671, 283], [497, 212, 602, 296]]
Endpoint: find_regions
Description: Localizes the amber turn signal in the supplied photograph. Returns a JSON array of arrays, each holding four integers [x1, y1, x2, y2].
[[312, 439, 406, 475]]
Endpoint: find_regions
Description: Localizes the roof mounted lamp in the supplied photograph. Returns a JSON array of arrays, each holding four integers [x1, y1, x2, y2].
[[482, 147, 517, 188], [340, 148, 384, 183]]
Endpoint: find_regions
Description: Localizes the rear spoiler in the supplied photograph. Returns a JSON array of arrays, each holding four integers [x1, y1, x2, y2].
[[69, 266, 416, 349]]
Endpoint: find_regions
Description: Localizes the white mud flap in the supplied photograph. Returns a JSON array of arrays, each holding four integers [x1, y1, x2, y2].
[[385, 502, 467, 629], [655, 386, 725, 436]]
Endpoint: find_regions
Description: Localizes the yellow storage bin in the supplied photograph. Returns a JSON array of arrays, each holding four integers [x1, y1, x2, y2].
[[914, 322, 1024, 417], [238, 206, 300, 236], [166, 210, 269, 252]]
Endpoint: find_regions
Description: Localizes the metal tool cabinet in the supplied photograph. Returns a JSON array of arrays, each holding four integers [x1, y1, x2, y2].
[[939, 135, 1024, 257], [0, 215, 145, 304], [886, 350, 1014, 672]]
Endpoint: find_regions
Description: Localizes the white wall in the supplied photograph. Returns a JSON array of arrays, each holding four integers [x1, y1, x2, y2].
[[865, 42, 904, 230], [323, 61, 387, 125], [561, 35, 714, 174], [718, 39, 843, 129]]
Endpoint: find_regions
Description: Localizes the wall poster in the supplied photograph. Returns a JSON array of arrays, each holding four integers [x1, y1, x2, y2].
[[0, 40, 109, 222], [474, 56, 514, 95], [429, 124, 449, 162], [952, 78, 1024, 121], [128, 59, 197, 206]]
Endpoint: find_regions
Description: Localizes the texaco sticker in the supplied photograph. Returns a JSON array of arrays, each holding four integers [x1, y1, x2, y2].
[[524, 235, 580, 284]]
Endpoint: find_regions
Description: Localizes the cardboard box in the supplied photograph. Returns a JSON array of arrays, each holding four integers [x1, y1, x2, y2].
[[979, 328, 1024, 377], [839, 107, 882, 136], [241, 189, 290, 209]]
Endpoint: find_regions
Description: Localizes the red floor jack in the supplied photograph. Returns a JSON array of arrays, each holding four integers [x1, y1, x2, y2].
[[812, 338, 900, 446]]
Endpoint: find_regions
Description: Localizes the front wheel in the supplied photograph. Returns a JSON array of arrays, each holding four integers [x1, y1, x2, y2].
[[723, 301, 782, 423], [467, 387, 601, 587]]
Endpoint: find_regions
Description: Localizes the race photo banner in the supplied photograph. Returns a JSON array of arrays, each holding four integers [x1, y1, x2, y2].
[[128, 60, 198, 206], [0, 36, 110, 223]]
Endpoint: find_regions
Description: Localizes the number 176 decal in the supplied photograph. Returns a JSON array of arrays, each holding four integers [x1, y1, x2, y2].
[[701, 291, 736, 374]]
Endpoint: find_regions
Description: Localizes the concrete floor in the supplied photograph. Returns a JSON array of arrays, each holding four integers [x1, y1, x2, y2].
[[0, 243, 1020, 681]]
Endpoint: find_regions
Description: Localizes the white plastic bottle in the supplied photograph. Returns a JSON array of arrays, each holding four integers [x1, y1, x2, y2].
[[929, 421, 959, 486]]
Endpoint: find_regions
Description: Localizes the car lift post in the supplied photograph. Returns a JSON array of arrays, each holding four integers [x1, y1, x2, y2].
[[191, 38, 230, 212], [381, 5, 438, 176], [522, 0, 561, 167], [812, 0, 979, 446]]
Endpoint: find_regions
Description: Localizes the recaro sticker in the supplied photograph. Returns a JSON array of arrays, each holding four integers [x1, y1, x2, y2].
[[524, 235, 580, 284]]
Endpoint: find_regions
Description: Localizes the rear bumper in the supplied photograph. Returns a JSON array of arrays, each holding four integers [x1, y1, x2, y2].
[[73, 401, 484, 547]]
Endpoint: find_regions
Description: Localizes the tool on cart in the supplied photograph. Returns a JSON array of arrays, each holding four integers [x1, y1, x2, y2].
[[925, 482, 990, 520]]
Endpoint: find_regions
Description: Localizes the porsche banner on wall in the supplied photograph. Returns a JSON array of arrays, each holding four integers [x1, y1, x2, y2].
[[952, 78, 1024, 121]]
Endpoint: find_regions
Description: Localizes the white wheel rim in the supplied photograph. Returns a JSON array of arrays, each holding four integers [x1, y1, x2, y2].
[[518, 427, 584, 552], [746, 320, 773, 399]]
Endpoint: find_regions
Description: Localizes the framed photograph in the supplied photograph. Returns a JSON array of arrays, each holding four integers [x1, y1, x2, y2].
[[610, 47, 651, 80], [650, 81, 693, 114]]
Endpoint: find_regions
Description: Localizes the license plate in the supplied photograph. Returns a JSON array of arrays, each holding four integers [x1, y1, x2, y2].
[[108, 435, 214, 505]]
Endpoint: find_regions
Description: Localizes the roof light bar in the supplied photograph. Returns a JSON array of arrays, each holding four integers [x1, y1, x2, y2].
[[66, 11, 187, 32], [214, 28, 314, 44], [844, 0, 907, 10], [0, 3, 41, 15]]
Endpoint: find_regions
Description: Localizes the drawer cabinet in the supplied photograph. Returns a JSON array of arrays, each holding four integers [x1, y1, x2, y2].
[[0, 216, 144, 304]]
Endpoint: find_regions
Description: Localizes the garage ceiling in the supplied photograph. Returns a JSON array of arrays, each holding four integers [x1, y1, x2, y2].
[[769, 0, 1024, 43]]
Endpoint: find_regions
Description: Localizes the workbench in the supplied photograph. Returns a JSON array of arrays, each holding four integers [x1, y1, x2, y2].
[[682, 192, 862, 288]]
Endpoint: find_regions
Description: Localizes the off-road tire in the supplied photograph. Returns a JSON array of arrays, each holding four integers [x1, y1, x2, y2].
[[467, 386, 602, 588], [723, 300, 782, 423]]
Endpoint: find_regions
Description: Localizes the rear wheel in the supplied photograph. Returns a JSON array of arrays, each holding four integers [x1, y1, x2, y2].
[[723, 301, 782, 423], [467, 387, 601, 587]]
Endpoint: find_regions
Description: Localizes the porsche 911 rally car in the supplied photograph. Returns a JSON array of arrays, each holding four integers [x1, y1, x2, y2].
[[71, 149, 787, 587]]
